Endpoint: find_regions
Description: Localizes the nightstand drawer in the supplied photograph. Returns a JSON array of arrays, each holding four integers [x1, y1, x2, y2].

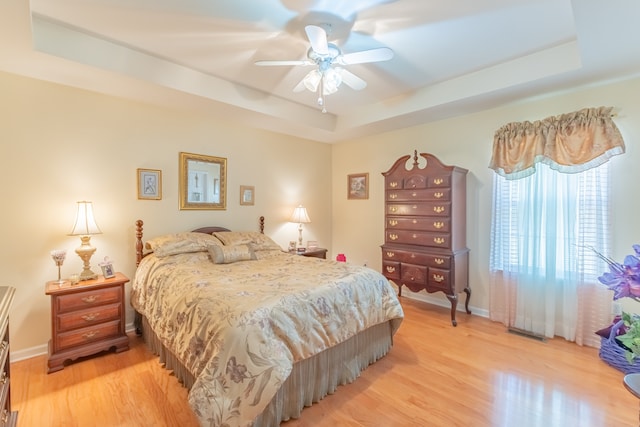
[[56, 286, 121, 313], [56, 303, 122, 332], [56, 320, 122, 351]]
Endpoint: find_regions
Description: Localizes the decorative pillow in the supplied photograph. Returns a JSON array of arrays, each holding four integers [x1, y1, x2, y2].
[[208, 244, 256, 264], [213, 231, 282, 251], [253, 248, 287, 260], [145, 232, 223, 257]]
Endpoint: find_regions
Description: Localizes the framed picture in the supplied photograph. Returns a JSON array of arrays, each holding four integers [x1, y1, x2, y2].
[[179, 152, 227, 210], [99, 258, 115, 279], [348, 173, 369, 200], [240, 185, 255, 206], [137, 168, 162, 200]]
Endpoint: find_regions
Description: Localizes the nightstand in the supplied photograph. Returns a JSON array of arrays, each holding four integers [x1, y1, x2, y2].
[[293, 248, 328, 259], [45, 272, 130, 373]]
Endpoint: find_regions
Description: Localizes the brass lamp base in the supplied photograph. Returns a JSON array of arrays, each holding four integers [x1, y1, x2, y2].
[[76, 235, 98, 281]]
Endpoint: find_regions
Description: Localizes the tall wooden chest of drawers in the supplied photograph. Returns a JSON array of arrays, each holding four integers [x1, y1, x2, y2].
[[0, 287, 17, 426], [45, 273, 130, 373], [381, 151, 471, 326]]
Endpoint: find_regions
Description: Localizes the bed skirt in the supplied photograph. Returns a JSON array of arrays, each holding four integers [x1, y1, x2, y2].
[[138, 314, 395, 426]]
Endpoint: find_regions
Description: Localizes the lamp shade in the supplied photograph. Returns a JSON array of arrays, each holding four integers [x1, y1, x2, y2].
[[290, 205, 311, 224], [69, 201, 102, 236]]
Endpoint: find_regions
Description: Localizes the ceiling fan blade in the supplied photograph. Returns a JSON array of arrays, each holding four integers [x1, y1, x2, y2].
[[255, 60, 311, 66], [339, 68, 367, 91], [340, 47, 394, 65], [305, 25, 329, 55]]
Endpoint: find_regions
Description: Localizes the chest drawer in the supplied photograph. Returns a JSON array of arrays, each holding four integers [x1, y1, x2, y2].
[[386, 230, 451, 249], [428, 268, 452, 293], [56, 320, 122, 351], [386, 188, 450, 202], [382, 249, 451, 269], [382, 261, 400, 280], [387, 202, 451, 217], [401, 264, 428, 287], [386, 216, 450, 233], [55, 286, 121, 313], [56, 303, 122, 332]]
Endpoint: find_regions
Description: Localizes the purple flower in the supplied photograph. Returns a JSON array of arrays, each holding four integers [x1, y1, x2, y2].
[[597, 245, 640, 301]]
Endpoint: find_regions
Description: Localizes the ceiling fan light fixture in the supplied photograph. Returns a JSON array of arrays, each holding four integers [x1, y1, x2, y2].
[[303, 69, 321, 92], [323, 68, 342, 94]]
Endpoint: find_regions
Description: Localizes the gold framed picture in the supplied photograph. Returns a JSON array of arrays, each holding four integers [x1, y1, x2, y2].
[[347, 173, 369, 200], [137, 168, 162, 200], [179, 152, 227, 210], [240, 185, 255, 206]]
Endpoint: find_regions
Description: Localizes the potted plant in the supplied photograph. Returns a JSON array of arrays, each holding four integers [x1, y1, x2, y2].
[[596, 244, 640, 366]]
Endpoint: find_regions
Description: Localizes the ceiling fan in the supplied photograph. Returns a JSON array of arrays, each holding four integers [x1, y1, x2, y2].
[[255, 25, 394, 113]]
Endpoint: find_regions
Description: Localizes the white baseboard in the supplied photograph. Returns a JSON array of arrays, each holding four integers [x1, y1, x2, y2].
[[401, 291, 489, 319]]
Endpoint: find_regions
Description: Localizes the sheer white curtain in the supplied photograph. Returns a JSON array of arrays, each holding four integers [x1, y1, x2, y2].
[[488, 107, 625, 346], [489, 163, 612, 344]]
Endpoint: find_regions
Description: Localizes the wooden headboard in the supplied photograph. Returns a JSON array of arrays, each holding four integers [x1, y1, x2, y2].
[[135, 216, 265, 266]]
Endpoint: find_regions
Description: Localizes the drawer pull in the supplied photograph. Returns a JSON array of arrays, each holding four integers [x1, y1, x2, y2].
[[385, 266, 396, 273], [435, 258, 445, 265], [412, 234, 418, 239], [386, 252, 395, 258], [434, 192, 444, 199], [410, 276, 415, 281], [433, 206, 445, 213], [390, 207, 398, 213], [434, 237, 445, 244], [82, 331, 99, 340], [82, 313, 99, 322], [389, 193, 398, 199], [81, 295, 100, 304], [433, 178, 443, 185], [1, 408, 7, 423], [433, 221, 444, 229], [412, 219, 418, 224], [389, 234, 398, 241], [389, 220, 398, 227], [412, 192, 417, 197], [412, 205, 418, 209], [433, 274, 445, 282], [0, 372, 6, 385], [410, 253, 416, 259], [390, 182, 399, 188]]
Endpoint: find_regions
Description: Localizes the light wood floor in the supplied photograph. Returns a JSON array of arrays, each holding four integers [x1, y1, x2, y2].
[[11, 298, 640, 426]]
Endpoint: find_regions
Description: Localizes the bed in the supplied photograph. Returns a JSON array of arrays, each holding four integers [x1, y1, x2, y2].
[[131, 219, 404, 427]]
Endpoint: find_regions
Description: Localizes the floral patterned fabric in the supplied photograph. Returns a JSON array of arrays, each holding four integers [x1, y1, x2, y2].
[[131, 250, 404, 427]]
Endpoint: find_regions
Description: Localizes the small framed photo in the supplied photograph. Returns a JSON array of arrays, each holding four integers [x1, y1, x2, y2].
[[240, 185, 255, 206], [99, 256, 115, 278], [348, 173, 369, 200], [137, 168, 162, 200]]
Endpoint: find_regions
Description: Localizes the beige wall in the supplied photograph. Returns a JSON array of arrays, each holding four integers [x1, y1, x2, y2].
[[332, 76, 640, 314], [0, 71, 332, 356], [3, 69, 640, 358]]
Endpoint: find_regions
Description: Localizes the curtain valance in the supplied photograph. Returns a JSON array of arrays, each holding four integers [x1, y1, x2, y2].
[[489, 106, 625, 179]]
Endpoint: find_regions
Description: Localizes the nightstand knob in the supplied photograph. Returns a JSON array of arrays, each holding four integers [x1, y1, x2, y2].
[[82, 313, 99, 322], [82, 331, 99, 340], [81, 295, 100, 304]]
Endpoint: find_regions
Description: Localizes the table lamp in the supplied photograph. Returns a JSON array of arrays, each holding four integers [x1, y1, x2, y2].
[[289, 204, 311, 249], [69, 201, 102, 281]]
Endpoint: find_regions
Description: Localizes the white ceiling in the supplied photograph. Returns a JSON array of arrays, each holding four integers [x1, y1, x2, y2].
[[1, 0, 639, 143]]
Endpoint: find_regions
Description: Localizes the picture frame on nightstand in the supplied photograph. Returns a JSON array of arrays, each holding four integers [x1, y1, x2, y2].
[[99, 257, 115, 279]]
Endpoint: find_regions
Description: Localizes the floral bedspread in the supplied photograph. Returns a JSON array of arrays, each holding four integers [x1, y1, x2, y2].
[[131, 250, 404, 427]]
